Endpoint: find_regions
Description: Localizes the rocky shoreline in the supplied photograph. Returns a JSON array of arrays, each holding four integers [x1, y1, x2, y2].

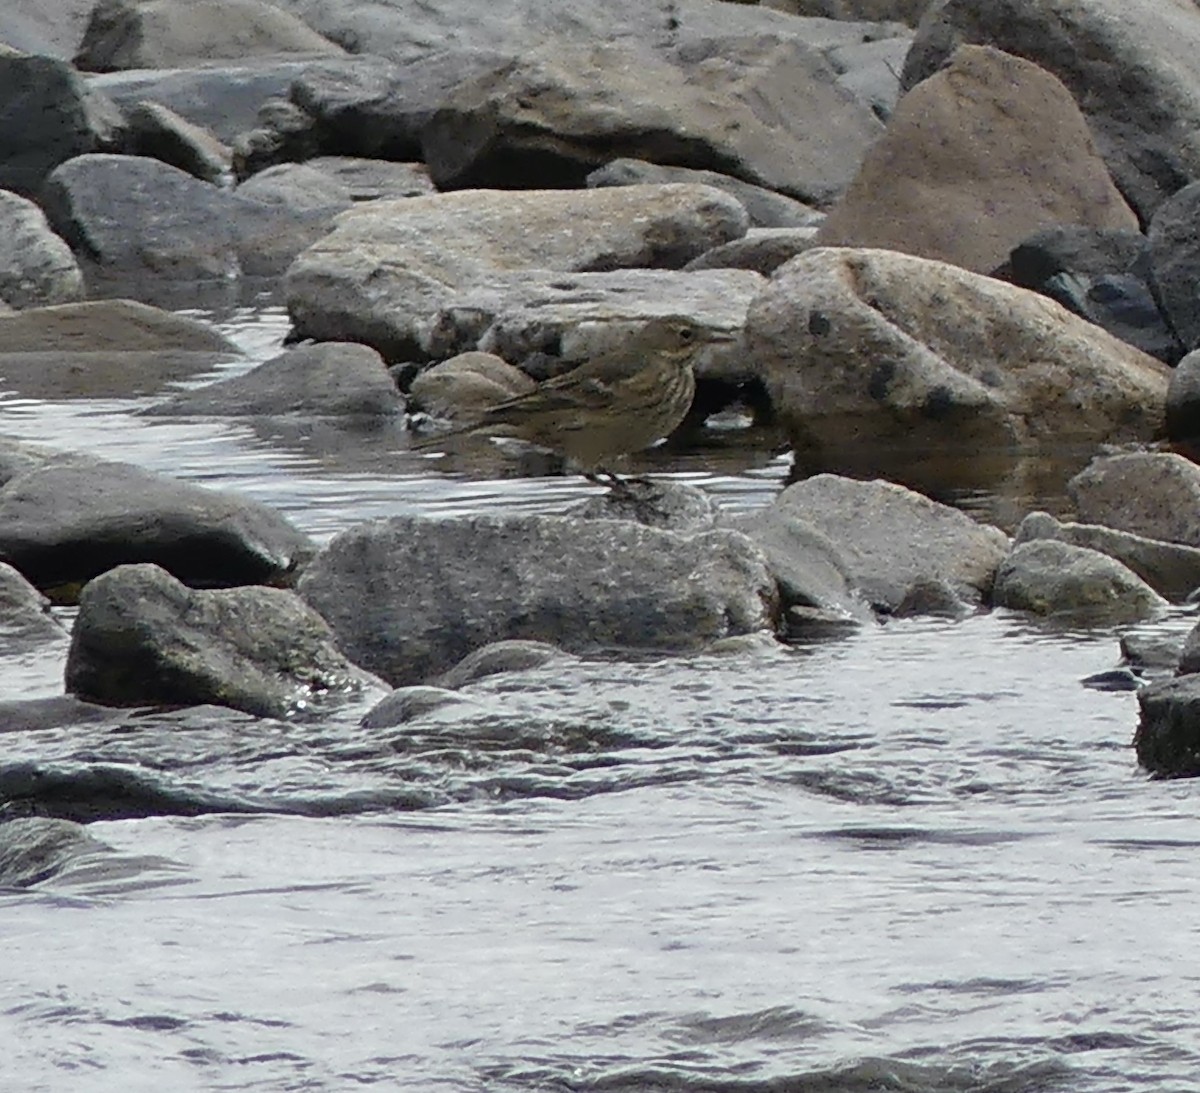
[[4, 0, 1200, 781]]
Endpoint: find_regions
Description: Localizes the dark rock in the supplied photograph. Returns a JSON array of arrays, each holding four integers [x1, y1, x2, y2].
[[434, 639, 573, 689], [1167, 350, 1200, 458], [816, 46, 1138, 274], [1177, 623, 1200, 677], [1068, 453, 1200, 548], [0, 696, 119, 735], [66, 563, 383, 718], [145, 341, 402, 418], [1149, 180, 1200, 352], [1080, 667, 1143, 692], [0, 190, 83, 309], [0, 457, 315, 597], [587, 159, 821, 229], [1136, 675, 1200, 777], [992, 539, 1165, 622], [1120, 631, 1185, 673], [0, 53, 124, 197], [891, 577, 972, 619], [124, 99, 233, 184], [0, 817, 109, 888], [298, 513, 780, 685], [359, 686, 478, 729], [684, 228, 820, 275]]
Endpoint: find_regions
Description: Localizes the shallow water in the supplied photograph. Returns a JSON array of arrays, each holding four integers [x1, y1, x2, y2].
[[2, 300, 1198, 1092]]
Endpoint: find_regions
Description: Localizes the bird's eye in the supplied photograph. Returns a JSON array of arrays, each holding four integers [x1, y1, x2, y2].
[[677, 324, 695, 342]]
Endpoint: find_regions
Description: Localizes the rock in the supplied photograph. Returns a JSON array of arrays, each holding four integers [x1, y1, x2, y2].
[[1068, 452, 1200, 548], [1149, 180, 1200, 353], [0, 457, 315, 597], [236, 161, 353, 212], [0, 562, 69, 649], [1136, 675, 1200, 777], [66, 563, 382, 719], [0, 53, 124, 197], [0, 190, 83, 309], [891, 577, 973, 619], [0, 0, 95, 59], [124, 99, 233, 184], [297, 513, 780, 685], [824, 33, 910, 120], [285, 184, 750, 359], [766, 475, 1009, 611], [899, 0, 1200, 222], [0, 299, 241, 399], [1015, 511, 1200, 603], [0, 439, 54, 487], [359, 685, 479, 729], [570, 481, 719, 534], [586, 159, 821, 229], [1177, 624, 1200, 677], [992, 539, 1166, 621], [145, 341, 403, 418], [421, 37, 882, 205], [1167, 350, 1200, 458], [684, 228, 821, 275], [745, 247, 1170, 482], [73, 0, 346, 72], [300, 157, 435, 201], [0, 696, 119, 735], [1005, 225, 1181, 364], [764, 0, 928, 24], [815, 46, 1138, 275], [434, 639, 574, 689], [1121, 631, 1185, 674], [408, 352, 536, 421]]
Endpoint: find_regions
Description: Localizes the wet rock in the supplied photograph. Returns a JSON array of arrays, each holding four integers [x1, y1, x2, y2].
[[1014, 511, 1200, 603], [0, 562, 69, 649], [408, 352, 536, 422], [1068, 453, 1200, 548], [899, 0, 1200, 221], [298, 513, 780, 685], [992, 539, 1166, 622], [73, 0, 346, 72], [434, 639, 574, 689], [745, 247, 1170, 482], [1176, 624, 1200, 677], [0, 191, 83, 309], [571, 481, 719, 534], [684, 228, 821, 276], [0, 53, 124, 197], [0, 299, 241, 399], [285, 185, 750, 360], [891, 577, 973, 619], [0, 457, 315, 597], [360, 686, 479, 729], [768, 475, 1009, 611], [816, 46, 1137, 275], [1136, 675, 1200, 778], [0, 696, 120, 735], [421, 37, 881, 205], [124, 99, 233, 184], [1121, 631, 1185, 674], [1149, 181, 1200, 353], [66, 562, 383, 718], [0, 817, 110, 888], [586, 159, 821, 229], [145, 341, 403, 418], [1005, 225, 1181, 364]]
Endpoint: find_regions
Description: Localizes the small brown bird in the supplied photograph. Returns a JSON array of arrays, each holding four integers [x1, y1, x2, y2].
[[412, 317, 731, 486]]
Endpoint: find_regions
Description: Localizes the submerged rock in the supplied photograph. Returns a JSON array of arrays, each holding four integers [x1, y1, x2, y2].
[[66, 563, 384, 718], [1136, 676, 1200, 778]]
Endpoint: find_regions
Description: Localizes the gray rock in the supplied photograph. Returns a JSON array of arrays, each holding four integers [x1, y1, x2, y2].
[[0, 53, 124, 197], [684, 228, 821, 275], [1136, 675, 1200, 778], [816, 46, 1138, 275], [1014, 510, 1200, 602], [66, 563, 382, 719], [1167, 350, 1200, 457], [1068, 453, 1200, 548], [992, 539, 1166, 622], [285, 184, 750, 359], [408, 351, 536, 421], [302, 156, 434, 201], [0, 0, 95, 59], [0, 817, 110, 889], [236, 161, 353, 211], [359, 685, 478, 729], [1177, 624, 1200, 677], [570, 481, 719, 534], [900, 0, 1200, 222], [434, 639, 573, 689], [0, 562, 69, 649], [0, 439, 55, 487], [145, 341, 403, 418], [891, 577, 973, 619], [764, 0, 928, 24], [586, 159, 821, 229], [421, 37, 882, 205], [124, 99, 233, 184], [1120, 631, 1185, 673], [745, 247, 1170, 486], [297, 513, 780, 685], [0, 457, 315, 597], [73, 0, 346, 72], [0, 190, 83, 309], [825, 33, 910, 120], [1149, 181, 1200, 353], [0, 299, 241, 399], [768, 475, 1009, 611]]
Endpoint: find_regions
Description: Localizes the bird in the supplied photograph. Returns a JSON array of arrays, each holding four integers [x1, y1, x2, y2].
[[410, 316, 732, 487]]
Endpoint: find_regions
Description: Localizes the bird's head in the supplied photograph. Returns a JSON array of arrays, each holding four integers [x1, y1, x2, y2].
[[640, 316, 738, 359]]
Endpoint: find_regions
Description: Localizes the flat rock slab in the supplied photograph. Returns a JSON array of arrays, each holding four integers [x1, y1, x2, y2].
[[769, 474, 1009, 611], [0, 457, 315, 597], [298, 513, 780, 685], [66, 563, 383, 719]]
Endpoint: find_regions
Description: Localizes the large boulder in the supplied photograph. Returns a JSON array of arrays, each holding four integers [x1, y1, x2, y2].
[[66, 563, 382, 719], [285, 184, 749, 359], [0, 190, 83, 309], [0, 457, 314, 597], [1148, 180, 1200, 353], [815, 46, 1137, 274], [421, 37, 882, 205], [73, 0, 346, 72], [0, 54, 124, 197], [0, 0, 95, 58], [900, 0, 1200, 222], [1068, 452, 1200, 548], [123, 100, 233, 184], [745, 247, 1170, 482], [297, 513, 780, 685]]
